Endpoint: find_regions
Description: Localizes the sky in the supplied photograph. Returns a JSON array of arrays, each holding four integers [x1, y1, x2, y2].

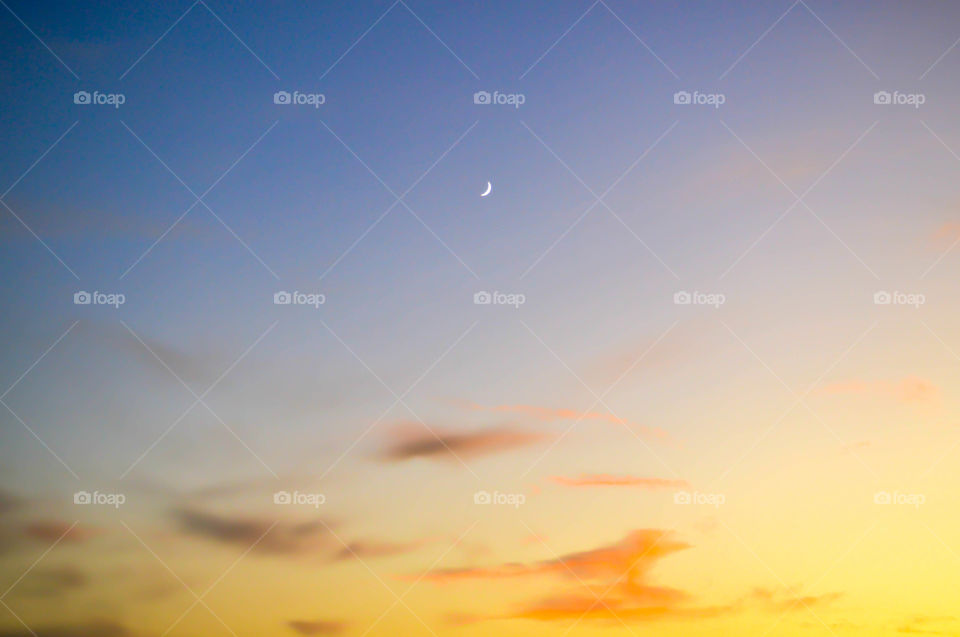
[[2, 0, 960, 635]]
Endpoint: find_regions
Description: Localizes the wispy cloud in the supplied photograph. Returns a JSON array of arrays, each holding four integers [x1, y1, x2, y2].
[[0, 622, 130, 637], [548, 475, 689, 489], [420, 530, 844, 624], [13, 566, 87, 598], [841, 441, 871, 454], [461, 402, 670, 441], [464, 402, 629, 425], [749, 587, 842, 612], [378, 423, 548, 462], [171, 508, 328, 555], [24, 521, 99, 544], [333, 538, 429, 561], [288, 620, 345, 635], [819, 376, 939, 403], [419, 529, 729, 622], [895, 615, 958, 634], [932, 221, 960, 246], [0, 489, 22, 514], [419, 529, 690, 584]]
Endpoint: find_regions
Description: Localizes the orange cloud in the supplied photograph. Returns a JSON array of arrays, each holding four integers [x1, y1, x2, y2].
[[819, 377, 939, 403], [513, 598, 734, 622], [932, 222, 960, 245], [419, 529, 713, 621], [549, 475, 689, 489], [420, 530, 843, 624], [419, 529, 690, 584], [378, 423, 548, 462]]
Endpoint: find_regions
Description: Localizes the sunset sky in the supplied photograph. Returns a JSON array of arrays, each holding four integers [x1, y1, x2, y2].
[[3, 1, 960, 635]]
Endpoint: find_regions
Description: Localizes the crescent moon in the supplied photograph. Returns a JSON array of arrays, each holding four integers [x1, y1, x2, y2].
[[480, 181, 492, 197]]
